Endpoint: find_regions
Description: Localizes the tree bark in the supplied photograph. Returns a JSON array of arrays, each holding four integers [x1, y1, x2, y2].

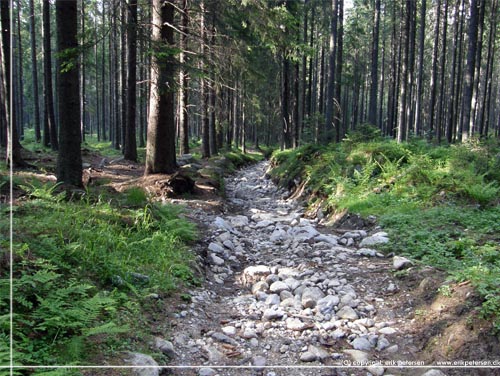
[[178, 0, 189, 155], [55, 0, 82, 187], [42, 0, 58, 150], [1, 0, 25, 167], [414, 0, 426, 137], [124, 0, 138, 161], [460, 0, 479, 140], [145, 0, 177, 175], [29, 0, 41, 142], [324, 0, 338, 142], [429, 0, 441, 140], [368, 0, 381, 127]]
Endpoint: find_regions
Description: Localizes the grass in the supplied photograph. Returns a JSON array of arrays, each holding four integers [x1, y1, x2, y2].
[[1, 174, 198, 370], [270, 129, 500, 329]]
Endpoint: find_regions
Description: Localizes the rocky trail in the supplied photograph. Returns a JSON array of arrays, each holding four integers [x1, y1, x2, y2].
[[138, 161, 493, 376]]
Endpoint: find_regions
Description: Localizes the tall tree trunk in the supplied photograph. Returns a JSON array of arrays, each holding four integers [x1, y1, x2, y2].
[[200, 1, 210, 158], [471, 0, 485, 134], [334, 0, 344, 142], [454, 0, 466, 141], [479, 0, 497, 137], [414, 0, 426, 137], [101, 2, 106, 141], [55, 0, 82, 187], [281, 54, 291, 149], [80, 0, 86, 142], [293, 62, 300, 148], [447, 0, 461, 143], [368, 0, 381, 127], [460, 0, 480, 140], [429, 0, 441, 140], [15, 0, 24, 138], [42, 0, 58, 150], [378, 24, 386, 132], [436, 0, 449, 144], [178, 0, 189, 154], [324, 0, 338, 142], [397, 1, 411, 142], [145, 0, 176, 174], [29, 0, 41, 142], [120, 1, 127, 146], [124, 0, 138, 161], [1, 0, 25, 166]]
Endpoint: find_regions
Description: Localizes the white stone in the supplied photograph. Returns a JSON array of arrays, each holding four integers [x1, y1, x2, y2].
[[269, 281, 289, 293], [316, 295, 340, 315], [337, 306, 359, 320], [222, 326, 236, 336], [378, 327, 397, 335], [359, 233, 389, 247], [125, 352, 160, 376], [301, 287, 325, 308], [393, 256, 413, 270]]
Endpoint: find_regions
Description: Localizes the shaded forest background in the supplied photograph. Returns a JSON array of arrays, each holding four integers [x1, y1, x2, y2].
[[1, 0, 499, 185]]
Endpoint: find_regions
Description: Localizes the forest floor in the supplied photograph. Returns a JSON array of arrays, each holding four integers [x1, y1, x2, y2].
[[6, 147, 500, 376], [74, 152, 499, 376]]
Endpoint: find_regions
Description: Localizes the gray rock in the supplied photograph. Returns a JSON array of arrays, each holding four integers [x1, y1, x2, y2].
[[357, 248, 379, 257], [222, 240, 235, 251], [262, 307, 285, 321], [421, 371, 447, 376], [316, 295, 340, 314], [208, 242, 225, 254], [269, 281, 289, 293], [300, 351, 317, 362], [376, 337, 390, 351], [265, 294, 281, 306], [252, 355, 267, 370], [270, 228, 288, 243], [208, 253, 224, 266], [198, 368, 216, 376], [315, 234, 339, 245], [386, 345, 399, 353], [289, 225, 320, 241], [243, 265, 271, 285], [203, 345, 224, 363], [211, 332, 238, 345], [301, 287, 325, 308], [286, 317, 307, 331], [241, 328, 257, 339], [393, 256, 413, 270], [228, 215, 249, 227], [351, 337, 373, 351], [280, 290, 293, 300], [284, 277, 301, 291], [154, 338, 175, 357], [359, 232, 389, 247], [255, 220, 274, 228], [343, 349, 369, 363], [378, 327, 397, 335], [213, 217, 236, 233], [367, 365, 385, 376], [337, 306, 359, 320], [252, 281, 269, 295], [222, 326, 236, 336], [125, 352, 159, 376]]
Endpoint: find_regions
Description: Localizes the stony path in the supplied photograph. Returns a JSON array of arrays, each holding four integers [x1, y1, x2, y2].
[[163, 161, 440, 376]]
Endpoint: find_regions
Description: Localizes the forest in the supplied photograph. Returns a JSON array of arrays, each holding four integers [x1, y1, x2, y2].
[[1, 0, 500, 373]]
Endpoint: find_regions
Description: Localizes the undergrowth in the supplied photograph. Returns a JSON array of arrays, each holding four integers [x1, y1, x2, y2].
[[0, 180, 197, 371], [270, 130, 500, 329]]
